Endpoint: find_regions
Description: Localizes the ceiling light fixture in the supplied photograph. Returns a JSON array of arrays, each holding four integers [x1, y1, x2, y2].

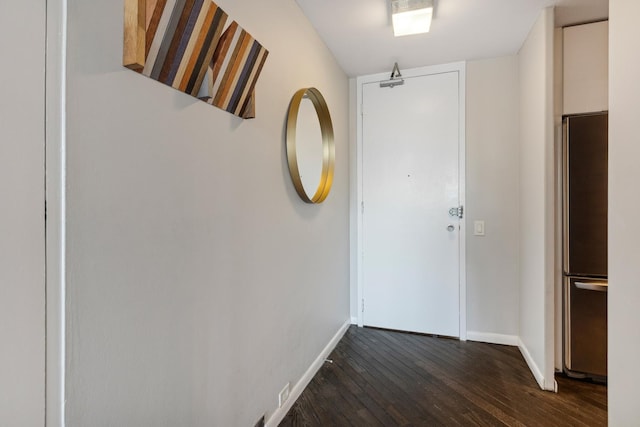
[[391, 0, 433, 37]]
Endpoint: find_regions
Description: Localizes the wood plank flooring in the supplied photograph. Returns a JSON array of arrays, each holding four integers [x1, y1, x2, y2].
[[280, 326, 607, 426]]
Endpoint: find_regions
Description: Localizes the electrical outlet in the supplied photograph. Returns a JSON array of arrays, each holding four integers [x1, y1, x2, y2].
[[278, 383, 290, 408]]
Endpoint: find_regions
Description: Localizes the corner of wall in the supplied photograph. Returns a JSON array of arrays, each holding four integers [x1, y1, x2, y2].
[[45, 0, 68, 423], [609, 1, 640, 423], [516, 5, 556, 392]]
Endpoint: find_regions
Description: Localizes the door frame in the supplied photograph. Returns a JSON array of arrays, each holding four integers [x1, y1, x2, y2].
[[45, 0, 67, 424], [354, 62, 467, 340]]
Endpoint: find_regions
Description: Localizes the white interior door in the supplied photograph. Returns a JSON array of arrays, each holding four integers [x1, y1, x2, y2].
[[361, 69, 463, 337]]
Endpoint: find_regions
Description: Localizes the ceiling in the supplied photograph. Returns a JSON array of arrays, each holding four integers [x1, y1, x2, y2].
[[295, 0, 608, 77]]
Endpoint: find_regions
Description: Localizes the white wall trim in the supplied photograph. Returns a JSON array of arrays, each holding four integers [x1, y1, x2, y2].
[[518, 338, 544, 388], [467, 331, 518, 346], [45, 0, 67, 425], [355, 62, 467, 339], [458, 64, 467, 341], [518, 337, 554, 391], [265, 319, 350, 427], [349, 78, 359, 323]]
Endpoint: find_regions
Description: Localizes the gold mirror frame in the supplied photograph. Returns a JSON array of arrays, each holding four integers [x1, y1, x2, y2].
[[286, 88, 335, 204]]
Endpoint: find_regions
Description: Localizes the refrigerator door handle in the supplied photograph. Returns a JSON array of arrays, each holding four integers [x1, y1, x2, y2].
[[575, 281, 608, 292]]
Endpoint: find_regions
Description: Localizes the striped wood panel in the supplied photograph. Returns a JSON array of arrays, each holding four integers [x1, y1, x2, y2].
[[208, 22, 269, 119], [123, 0, 146, 71], [123, 0, 268, 119]]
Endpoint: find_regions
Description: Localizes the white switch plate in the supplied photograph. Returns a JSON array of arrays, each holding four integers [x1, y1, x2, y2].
[[474, 220, 485, 236]]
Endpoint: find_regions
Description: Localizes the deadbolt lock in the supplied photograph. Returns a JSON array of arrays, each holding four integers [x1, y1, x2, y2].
[[449, 206, 464, 219]]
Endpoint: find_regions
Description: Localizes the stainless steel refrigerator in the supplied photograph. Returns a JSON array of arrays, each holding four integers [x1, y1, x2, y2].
[[563, 112, 608, 380]]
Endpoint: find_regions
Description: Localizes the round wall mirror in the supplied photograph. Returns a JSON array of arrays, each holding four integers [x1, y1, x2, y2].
[[286, 88, 335, 204]]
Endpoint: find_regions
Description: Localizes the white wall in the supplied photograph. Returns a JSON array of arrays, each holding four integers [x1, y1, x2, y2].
[[63, 0, 349, 425], [465, 56, 520, 344], [608, 0, 640, 424], [0, 2, 46, 425], [517, 7, 555, 390]]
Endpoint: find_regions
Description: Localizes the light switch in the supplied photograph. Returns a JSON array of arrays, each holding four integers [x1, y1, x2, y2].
[[474, 220, 485, 236]]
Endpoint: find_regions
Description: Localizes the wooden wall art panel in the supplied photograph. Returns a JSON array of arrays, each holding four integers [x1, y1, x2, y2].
[[123, 0, 269, 119]]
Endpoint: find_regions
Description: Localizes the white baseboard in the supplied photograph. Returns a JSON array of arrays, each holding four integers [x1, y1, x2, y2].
[[518, 338, 545, 390], [467, 331, 518, 346], [265, 319, 351, 427], [351, 316, 357, 324]]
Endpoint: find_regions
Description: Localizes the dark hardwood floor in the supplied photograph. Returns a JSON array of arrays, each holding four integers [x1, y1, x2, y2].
[[280, 326, 607, 426]]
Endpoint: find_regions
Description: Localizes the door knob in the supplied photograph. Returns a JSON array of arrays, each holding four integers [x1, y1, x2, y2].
[[447, 224, 455, 232]]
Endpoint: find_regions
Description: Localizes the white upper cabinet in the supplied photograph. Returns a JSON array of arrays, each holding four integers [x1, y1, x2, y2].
[[563, 21, 608, 115]]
